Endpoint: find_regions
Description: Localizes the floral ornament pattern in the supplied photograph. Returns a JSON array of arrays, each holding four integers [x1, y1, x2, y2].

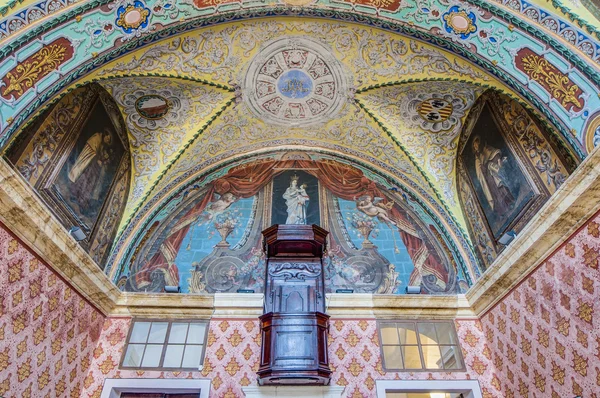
[[115, 1, 151, 34], [0, 224, 105, 398], [82, 317, 498, 398], [515, 48, 585, 114], [479, 211, 600, 397], [73, 18, 117, 56], [1, 38, 74, 102], [443, 6, 478, 40]]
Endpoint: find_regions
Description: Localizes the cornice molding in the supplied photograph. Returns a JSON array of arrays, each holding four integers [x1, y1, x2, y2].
[[1, 146, 599, 318], [0, 158, 121, 314], [466, 144, 600, 315]]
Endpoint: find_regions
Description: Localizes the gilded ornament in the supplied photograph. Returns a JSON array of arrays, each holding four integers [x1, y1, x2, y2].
[[442, 7, 477, 39], [115, 1, 150, 33], [1, 38, 73, 100], [517, 48, 584, 112]]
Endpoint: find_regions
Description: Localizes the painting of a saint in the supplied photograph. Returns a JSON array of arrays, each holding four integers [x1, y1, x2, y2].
[[472, 136, 514, 215], [54, 99, 126, 230], [462, 105, 535, 239]]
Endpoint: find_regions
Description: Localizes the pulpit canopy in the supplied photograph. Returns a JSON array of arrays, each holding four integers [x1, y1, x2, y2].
[[262, 224, 328, 258]]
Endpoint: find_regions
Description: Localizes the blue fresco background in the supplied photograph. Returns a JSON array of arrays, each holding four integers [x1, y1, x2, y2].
[[173, 196, 257, 293], [338, 198, 414, 293]]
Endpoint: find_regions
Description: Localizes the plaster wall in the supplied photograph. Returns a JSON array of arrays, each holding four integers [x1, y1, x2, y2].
[[0, 222, 105, 398]]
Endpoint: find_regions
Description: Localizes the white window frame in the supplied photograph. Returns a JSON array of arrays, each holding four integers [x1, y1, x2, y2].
[[100, 378, 211, 398], [375, 380, 483, 398]]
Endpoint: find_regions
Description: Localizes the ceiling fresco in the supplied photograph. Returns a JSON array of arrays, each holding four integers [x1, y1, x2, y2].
[[41, 20, 505, 235], [99, 77, 232, 204], [0, 0, 599, 156], [357, 81, 484, 207], [0, 0, 596, 285]]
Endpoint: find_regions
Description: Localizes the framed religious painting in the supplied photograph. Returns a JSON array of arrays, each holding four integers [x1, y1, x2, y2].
[[17, 85, 131, 263], [458, 92, 557, 258]]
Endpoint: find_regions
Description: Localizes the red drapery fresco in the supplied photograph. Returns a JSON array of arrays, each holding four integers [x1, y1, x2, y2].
[[132, 159, 450, 291]]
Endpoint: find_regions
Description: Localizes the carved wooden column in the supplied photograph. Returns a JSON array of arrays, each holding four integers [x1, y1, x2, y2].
[[258, 224, 331, 385]]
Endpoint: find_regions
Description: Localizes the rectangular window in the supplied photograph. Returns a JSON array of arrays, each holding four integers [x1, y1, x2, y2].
[[121, 320, 208, 370], [378, 321, 464, 371]]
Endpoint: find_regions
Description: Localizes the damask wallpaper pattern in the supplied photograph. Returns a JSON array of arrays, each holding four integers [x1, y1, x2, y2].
[[0, 222, 105, 398], [1, 210, 599, 397], [478, 211, 600, 397], [81, 317, 496, 398]]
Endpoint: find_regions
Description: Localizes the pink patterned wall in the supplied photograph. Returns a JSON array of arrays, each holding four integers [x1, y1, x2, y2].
[[0, 222, 105, 398], [478, 213, 600, 397], [3, 211, 599, 397], [82, 317, 495, 398]]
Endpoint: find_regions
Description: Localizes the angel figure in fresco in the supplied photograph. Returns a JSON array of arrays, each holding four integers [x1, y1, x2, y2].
[[356, 195, 397, 226], [283, 175, 309, 224], [472, 136, 515, 215], [204, 192, 237, 220]]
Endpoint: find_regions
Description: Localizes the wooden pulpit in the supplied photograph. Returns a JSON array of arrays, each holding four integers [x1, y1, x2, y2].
[[257, 224, 331, 385]]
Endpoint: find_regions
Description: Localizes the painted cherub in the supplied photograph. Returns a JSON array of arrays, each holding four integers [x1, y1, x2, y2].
[[355, 195, 397, 226]]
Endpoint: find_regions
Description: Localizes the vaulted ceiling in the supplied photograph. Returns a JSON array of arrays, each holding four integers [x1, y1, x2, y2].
[[1, 0, 599, 271]]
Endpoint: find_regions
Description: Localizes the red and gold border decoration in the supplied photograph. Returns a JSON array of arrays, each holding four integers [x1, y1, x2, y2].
[[1, 38, 74, 102], [191, 0, 241, 10], [515, 48, 585, 114], [330, 0, 402, 13]]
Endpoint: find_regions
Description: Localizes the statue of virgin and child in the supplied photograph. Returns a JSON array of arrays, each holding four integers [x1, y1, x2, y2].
[[283, 174, 310, 225]]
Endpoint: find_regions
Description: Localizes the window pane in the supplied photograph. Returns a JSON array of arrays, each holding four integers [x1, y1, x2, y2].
[[141, 344, 163, 367], [148, 322, 168, 343], [417, 323, 438, 345], [422, 345, 442, 369], [396, 323, 418, 345], [435, 323, 456, 345], [182, 345, 203, 368], [187, 323, 206, 344], [380, 324, 398, 345], [401, 346, 422, 369], [440, 345, 463, 369], [163, 344, 185, 368], [169, 323, 189, 344], [122, 344, 145, 367], [129, 322, 151, 343], [382, 345, 403, 369]]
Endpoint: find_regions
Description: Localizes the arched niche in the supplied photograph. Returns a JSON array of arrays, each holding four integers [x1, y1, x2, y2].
[[114, 151, 472, 295], [456, 91, 577, 270], [3, 83, 131, 268]]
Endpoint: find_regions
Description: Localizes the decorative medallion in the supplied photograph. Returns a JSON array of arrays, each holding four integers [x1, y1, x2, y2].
[[244, 37, 348, 127], [443, 6, 477, 39], [115, 1, 150, 33], [405, 92, 469, 133], [135, 94, 170, 119], [416, 98, 454, 123], [584, 112, 600, 152]]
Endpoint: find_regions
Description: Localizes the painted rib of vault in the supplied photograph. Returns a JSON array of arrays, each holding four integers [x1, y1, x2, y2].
[[0, 1, 598, 154]]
